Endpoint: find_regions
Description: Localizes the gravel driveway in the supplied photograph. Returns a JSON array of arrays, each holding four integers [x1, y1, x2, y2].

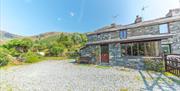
[[0, 60, 179, 91]]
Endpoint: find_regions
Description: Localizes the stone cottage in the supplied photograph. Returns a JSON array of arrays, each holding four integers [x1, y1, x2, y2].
[[80, 8, 180, 69]]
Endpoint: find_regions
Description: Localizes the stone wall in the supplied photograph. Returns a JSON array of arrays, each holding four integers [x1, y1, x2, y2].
[[110, 31, 119, 39], [88, 25, 160, 42], [80, 46, 91, 57], [109, 43, 121, 65], [169, 21, 180, 54], [88, 31, 119, 42], [111, 56, 163, 71], [127, 25, 159, 37], [97, 32, 111, 41], [116, 57, 144, 69], [161, 21, 180, 54], [80, 45, 101, 64], [85, 18, 179, 70], [88, 35, 97, 42]]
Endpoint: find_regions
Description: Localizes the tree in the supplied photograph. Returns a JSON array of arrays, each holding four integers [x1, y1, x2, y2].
[[4, 38, 33, 56], [0, 48, 10, 66], [71, 33, 82, 44], [50, 46, 64, 56]]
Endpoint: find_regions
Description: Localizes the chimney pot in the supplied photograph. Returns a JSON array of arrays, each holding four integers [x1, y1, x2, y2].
[[135, 15, 142, 23], [111, 23, 116, 28]]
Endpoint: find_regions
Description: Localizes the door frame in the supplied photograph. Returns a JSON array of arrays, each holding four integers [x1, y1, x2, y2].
[[100, 44, 109, 63]]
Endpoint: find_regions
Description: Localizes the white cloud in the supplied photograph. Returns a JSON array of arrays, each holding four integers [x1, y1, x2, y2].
[[70, 12, 75, 17]]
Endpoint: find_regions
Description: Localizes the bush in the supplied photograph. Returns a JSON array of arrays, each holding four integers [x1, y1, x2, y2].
[[144, 58, 164, 72], [0, 48, 10, 66], [22, 51, 42, 63], [49, 46, 64, 56], [4, 38, 33, 53], [9, 48, 21, 57]]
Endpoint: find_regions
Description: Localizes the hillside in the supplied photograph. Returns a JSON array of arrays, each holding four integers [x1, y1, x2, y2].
[[29, 32, 64, 40], [0, 30, 23, 45], [0, 30, 22, 40], [31, 32, 87, 46]]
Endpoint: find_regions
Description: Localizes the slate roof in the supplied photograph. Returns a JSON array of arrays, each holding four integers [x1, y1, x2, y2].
[[86, 34, 174, 45], [87, 15, 180, 35]]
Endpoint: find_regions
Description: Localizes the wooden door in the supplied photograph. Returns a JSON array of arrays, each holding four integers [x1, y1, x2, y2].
[[101, 44, 109, 63]]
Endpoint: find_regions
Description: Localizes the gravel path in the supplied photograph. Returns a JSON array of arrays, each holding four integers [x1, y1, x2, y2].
[[0, 60, 179, 91]]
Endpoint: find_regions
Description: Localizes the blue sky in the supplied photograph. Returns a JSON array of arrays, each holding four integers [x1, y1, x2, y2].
[[0, 0, 180, 36]]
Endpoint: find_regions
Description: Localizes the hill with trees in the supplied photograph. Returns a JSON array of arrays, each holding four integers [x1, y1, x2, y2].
[[0, 31, 87, 66]]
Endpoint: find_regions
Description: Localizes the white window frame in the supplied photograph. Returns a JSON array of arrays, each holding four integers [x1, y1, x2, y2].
[[159, 24, 169, 34]]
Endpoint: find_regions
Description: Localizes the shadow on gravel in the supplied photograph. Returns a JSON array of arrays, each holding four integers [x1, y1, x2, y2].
[[138, 70, 177, 91]]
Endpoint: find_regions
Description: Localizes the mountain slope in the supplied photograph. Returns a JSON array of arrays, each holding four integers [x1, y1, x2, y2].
[[29, 32, 83, 40], [0, 30, 22, 40]]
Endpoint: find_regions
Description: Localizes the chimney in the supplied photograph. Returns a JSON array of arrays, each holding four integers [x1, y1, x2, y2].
[[111, 23, 116, 28], [166, 8, 180, 17], [134, 15, 142, 23]]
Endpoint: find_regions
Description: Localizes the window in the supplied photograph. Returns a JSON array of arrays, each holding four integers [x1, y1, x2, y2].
[[139, 42, 145, 56], [132, 43, 138, 56], [144, 42, 159, 56], [121, 44, 126, 56], [161, 44, 171, 54], [159, 24, 169, 33], [127, 43, 132, 56], [120, 41, 160, 57], [120, 30, 127, 39]]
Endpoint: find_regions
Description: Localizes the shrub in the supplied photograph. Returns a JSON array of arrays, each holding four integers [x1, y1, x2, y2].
[[4, 38, 33, 53], [22, 51, 42, 63], [144, 58, 164, 72], [0, 48, 10, 66], [9, 48, 21, 57], [49, 46, 64, 56]]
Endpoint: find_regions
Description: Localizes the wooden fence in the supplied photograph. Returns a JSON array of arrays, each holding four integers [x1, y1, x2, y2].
[[164, 54, 180, 77]]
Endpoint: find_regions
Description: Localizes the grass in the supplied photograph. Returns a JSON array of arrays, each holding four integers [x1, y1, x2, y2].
[[0, 81, 18, 91], [6, 86, 13, 91], [135, 76, 141, 81], [117, 68, 131, 72], [163, 72, 180, 85], [120, 88, 129, 91], [163, 72, 176, 77], [95, 65, 111, 69], [41, 56, 73, 61], [76, 64, 112, 69], [0, 56, 73, 70], [0, 60, 24, 70]]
